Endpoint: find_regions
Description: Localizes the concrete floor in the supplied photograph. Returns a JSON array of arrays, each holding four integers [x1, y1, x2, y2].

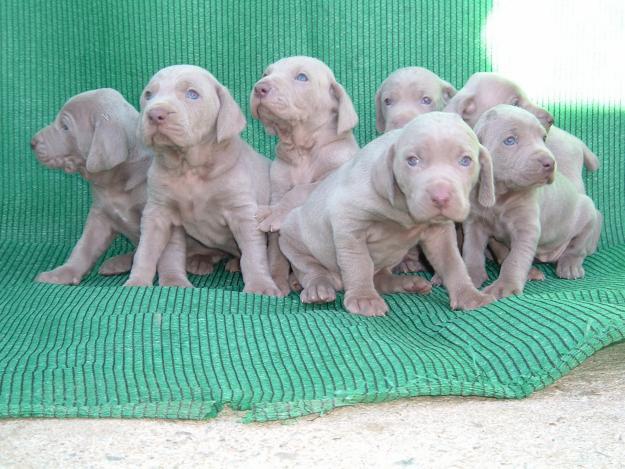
[[1, 342, 624, 469]]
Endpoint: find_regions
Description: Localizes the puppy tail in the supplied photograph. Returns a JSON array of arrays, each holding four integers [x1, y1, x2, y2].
[[582, 143, 600, 171]]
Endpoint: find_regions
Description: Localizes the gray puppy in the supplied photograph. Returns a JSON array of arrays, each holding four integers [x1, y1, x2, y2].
[[279, 112, 496, 316], [463, 105, 602, 299]]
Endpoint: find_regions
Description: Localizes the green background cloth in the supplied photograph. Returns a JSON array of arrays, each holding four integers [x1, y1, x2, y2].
[[0, 0, 623, 422]]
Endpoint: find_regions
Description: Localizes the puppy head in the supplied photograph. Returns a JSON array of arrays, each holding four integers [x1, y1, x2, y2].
[[375, 67, 456, 132], [445, 72, 554, 131], [140, 65, 246, 151], [31, 89, 136, 175], [250, 56, 358, 136], [474, 104, 556, 191], [374, 112, 495, 224]]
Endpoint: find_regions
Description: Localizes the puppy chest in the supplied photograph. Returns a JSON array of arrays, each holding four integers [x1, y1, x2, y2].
[[365, 224, 422, 267]]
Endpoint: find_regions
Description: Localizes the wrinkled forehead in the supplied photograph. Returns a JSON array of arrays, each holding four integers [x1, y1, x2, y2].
[[265, 57, 334, 81], [488, 109, 545, 136], [59, 93, 101, 122], [149, 66, 216, 91], [396, 117, 478, 155]]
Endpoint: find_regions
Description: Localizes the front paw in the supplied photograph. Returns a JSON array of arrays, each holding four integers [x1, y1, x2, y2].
[[186, 254, 217, 276], [99, 253, 134, 275], [243, 279, 285, 297], [225, 257, 241, 273], [124, 276, 153, 287], [300, 277, 336, 303], [36, 266, 82, 285], [556, 258, 585, 279], [255, 205, 284, 233], [482, 279, 523, 300], [450, 284, 496, 310], [159, 274, 193, 288], [527, 267, 545, 281], [344, 290, 388, 317]]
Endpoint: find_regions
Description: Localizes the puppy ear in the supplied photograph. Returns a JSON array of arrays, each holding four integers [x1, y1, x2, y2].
[[86, 113, 129, 173], [477, 144, 496, 207], [447, 92, 476, 122], [375, 87, 386, 133], [440, 81, 457, 107], [372, 143, 396, 204], [331, 82, 358, 135], [533, 107, 554, 133], [215, 84, 246, 143]]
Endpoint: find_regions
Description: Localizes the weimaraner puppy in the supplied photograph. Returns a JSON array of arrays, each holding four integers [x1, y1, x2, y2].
[[279, 112, 497, 316], [445, 72, 599, 193], [375, 67, 456, 132], [125, 65, 280, 295], [375, 67, 456, 273], [250, 56, 359, 295], [31, 88, 202, 287], [463, 105, 602, 299]]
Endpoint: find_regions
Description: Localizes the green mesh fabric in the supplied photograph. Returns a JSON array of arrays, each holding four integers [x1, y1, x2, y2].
[[0, 1, 623, 422]]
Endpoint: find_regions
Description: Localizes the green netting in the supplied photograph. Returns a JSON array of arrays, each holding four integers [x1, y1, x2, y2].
[[0, 1, 623, 422]]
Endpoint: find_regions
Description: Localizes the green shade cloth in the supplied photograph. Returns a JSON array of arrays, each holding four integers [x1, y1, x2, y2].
[[0, 1, 623, 422]]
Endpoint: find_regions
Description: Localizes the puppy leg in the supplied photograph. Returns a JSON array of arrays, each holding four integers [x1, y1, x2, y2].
[[268, 232, 291, 296], [462, 220, 490, 288], [556, 202, 601, 279], [157, 226, 193, 287], [36, 208, 116, 285], [257, 183, 317, 233], [374, 267, 432, 294], [229, 215, 281, 296], [279, 230, 337, 303], [99, 252, 135, 275], [421, 223, 495, 310], [334, 229, 388, 316], [125, 204, 174, 287], [488, 239, 544, 281]]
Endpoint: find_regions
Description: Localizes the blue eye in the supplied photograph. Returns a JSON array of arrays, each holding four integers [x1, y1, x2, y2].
[[421, 96, 432, 105], [144, 91, 153, 100], [186, 89, 200, 100], [407, 156, 421, 167], [459, 155, 472, 167], [295, 73, 308, 82], [503, 136, 518, 146]]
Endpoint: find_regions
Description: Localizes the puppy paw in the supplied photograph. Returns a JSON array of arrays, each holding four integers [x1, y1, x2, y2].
[[186, 254, 217, 276], [225, 257, 241, 273], [243, 280, 285, 297], [99, 253, 134, 275], [344, 291, 388, 317], [431, 273, 443, 286], [450, 285, 496, 310], [300, 278, 336, 303], [36, 266, 82, 285], [289, 272, 303, 292], [392, 258, 425, 274], [482, 279, 523, 300], [159, 275, 193, 288], [556, 259, 585, 279], [124, 277, 153, 287], [527, 267, 545, 281], [256, 205, 285, 233]]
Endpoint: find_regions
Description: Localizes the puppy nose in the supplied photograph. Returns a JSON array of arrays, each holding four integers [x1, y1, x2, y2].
[[254, 83, 272, 98], [390, 115, 414, 130], [428, 184, 452, 209], [147, 107, 169, 123], [539, 156, 555, 172], [30, 137, 38, 150]]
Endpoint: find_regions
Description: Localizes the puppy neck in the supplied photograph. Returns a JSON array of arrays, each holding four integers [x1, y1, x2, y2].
[[154, 137, 239, 178]]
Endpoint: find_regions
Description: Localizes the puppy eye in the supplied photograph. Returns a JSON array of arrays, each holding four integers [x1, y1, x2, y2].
[[144, 91, 153, 100], [262, 72, 268, 78], [186, 89, 200, 100], [511, 97, 520, 106], [503, 136, 518, 146], [458, 155, 472, 167], [384, 97, 393, 106], [406, 156, 421, 167], [60, 122, 69, 131], [421, 96, 432, 105], [295, 73, 308, 82]]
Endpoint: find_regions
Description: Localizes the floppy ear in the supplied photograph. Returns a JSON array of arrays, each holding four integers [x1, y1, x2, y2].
[[372, 143, 396, 204], [375, 87, 386, 133], [447, 92, 476, 122], [533, 107, 554, 133], [215, 84, 246, 143], [86, 113, 129, 173], [477, 144, 496, 207], [331, 81, 358, 135], [440, 81, 457, 107]]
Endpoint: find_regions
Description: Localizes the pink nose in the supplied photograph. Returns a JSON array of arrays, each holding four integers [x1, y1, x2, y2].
[[147, 107, 169, 123], [254, 83, 272, 98], [428, 184, 452, 209], [538, 156, 555, 173]]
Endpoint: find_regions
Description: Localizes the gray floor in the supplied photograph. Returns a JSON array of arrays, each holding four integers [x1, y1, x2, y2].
[[1, 342, 624, 468]]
